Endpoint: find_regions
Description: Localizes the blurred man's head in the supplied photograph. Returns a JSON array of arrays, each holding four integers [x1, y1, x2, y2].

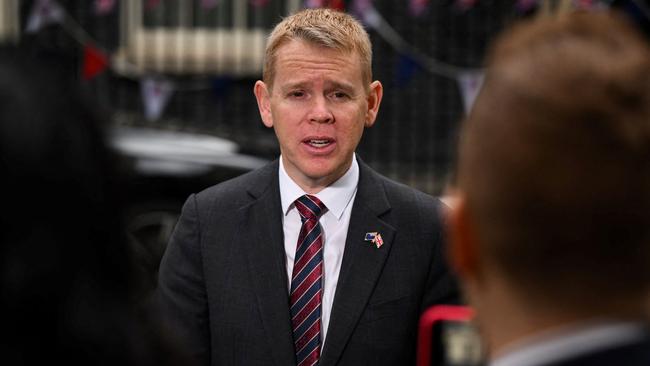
[[450, 10, 650, 346]]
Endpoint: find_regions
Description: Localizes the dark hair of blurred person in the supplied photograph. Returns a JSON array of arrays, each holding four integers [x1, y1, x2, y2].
[[0, 47, 189, 365], [449, 10, 650, 365]]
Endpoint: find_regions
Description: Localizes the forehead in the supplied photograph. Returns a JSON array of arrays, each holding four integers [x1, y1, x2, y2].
[[272, 40, 364, 86]]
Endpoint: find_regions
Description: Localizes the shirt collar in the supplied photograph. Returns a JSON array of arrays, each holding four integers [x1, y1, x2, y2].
[[490, 320, 647, 366], [279, 154, 359, 220]]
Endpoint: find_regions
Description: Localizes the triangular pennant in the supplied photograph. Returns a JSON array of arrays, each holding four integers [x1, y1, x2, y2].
[[82, 44, 109, 80], [329, 0, 345, 10], [201, 0, 220, 9], [395, 54, 420, 87], [141, 77, 174, 121], [25, 0, 65, 33], [454, 0, 478, 12], [146, 0, 162, 10], [516, 0, 539, 13], [352, 0, 373, 19], [250, 0, 270, 7], [95, 0, 117, 15], [573, 0, 596, 10], [211, 76, 233, 100], [305, 0, 326, 8], [457, 71, 484, 115], [409, 0, 430, 17]]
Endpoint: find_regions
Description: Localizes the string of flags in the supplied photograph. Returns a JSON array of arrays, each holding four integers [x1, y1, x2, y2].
[[350, 0, 483, 113], [24, 0, 628, 121]]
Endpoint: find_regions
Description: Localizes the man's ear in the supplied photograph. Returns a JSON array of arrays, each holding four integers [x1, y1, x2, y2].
[[448, 195, 481, 281], [254, 80, 273, 128], [364, 80, 383, 128]]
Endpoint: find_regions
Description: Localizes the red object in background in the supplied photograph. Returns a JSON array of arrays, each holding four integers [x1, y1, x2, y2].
[[329, 0, 345, 10], [417, 305, 475, 366], [82, 44, 108, 80]]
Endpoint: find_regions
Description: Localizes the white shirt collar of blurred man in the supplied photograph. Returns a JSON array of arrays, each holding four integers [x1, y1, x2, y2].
[[490, 320, 647, 366]]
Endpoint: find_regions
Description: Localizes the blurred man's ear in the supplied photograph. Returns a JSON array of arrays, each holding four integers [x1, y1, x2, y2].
[[448, 195, 481, 281], [254, 80, 274, 128]]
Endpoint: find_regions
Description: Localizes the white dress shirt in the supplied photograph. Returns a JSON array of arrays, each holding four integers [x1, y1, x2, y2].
[[490, 320, 647, 366], [279, 154, 359, 347]]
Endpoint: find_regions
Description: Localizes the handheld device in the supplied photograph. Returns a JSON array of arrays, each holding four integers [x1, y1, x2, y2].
[[417, 305, 485, 366]]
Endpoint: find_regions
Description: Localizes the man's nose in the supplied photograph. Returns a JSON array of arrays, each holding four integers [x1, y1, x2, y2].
[[308, 96, 334, 124]]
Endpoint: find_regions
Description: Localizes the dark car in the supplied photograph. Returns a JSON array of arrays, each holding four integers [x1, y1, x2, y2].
[[109, 126, 269, 296]]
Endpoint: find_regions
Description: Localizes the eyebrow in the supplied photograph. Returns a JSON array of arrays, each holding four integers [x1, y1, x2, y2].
[[279, 80, 357, 94], [326, 81, 355, 93], [280, 82, 310, 94]]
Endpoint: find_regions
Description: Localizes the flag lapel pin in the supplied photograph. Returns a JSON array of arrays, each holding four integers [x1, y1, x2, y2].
[[364, 232, 383, 248], [373, 233, 384, 248]]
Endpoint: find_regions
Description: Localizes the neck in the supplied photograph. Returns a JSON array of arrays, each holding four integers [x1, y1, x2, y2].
[[281, 155, 354, 194]]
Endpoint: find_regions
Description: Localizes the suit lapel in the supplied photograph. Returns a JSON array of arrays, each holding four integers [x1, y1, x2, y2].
[[320, 161, 396, 366], [242, 162, 296, 366]]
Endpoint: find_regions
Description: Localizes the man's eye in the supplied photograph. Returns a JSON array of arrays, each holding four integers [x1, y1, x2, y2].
[[289, 91, 305, 98], [332, 92, 349, 99]]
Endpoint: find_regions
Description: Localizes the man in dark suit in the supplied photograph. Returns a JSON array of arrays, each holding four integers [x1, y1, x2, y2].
[[448, 11, 650, 366], [157, 8, 458, 366]]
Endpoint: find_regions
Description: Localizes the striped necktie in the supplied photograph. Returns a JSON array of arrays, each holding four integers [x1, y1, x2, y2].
[[290, 194, 327, 366]]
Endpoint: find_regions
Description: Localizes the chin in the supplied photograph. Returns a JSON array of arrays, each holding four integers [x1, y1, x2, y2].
[[304, 169, 335, 181]]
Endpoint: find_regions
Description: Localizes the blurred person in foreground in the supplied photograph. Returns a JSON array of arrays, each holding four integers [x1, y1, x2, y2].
[[0, 47, 188, 365], [448, 11, 650, 366], [157, 7, 459, 366]]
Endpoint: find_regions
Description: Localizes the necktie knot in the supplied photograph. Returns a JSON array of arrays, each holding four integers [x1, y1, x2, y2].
[[295, 194, 326, 221]]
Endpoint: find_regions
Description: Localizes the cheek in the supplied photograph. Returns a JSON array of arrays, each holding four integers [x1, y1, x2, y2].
[[270, 110, 298, 137], [339, 115, 366, 141]]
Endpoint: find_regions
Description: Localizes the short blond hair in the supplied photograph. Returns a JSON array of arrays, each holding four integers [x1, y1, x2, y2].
[[263, 8, 372, 89]]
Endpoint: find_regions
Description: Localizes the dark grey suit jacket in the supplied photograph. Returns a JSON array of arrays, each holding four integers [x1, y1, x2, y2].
[[157, 159, 459, 365]]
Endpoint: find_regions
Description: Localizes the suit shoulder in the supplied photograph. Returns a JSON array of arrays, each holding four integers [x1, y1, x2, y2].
[[373, 170, 440, 210], [192, 162, 276, 211], [364, 169, 445, 237]]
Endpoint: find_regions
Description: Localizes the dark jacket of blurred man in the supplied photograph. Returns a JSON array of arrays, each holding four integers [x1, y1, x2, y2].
[[157, 8, 459, 366], [449, 11, 650, 366]]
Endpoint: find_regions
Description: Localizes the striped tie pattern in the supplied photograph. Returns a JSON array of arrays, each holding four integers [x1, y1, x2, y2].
[[290, 194, 327, 366]]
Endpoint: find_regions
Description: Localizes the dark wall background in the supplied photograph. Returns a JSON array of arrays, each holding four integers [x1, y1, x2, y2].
[[16, 0, 649, 195]]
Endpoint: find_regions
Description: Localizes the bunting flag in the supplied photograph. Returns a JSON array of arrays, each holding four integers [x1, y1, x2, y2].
[[146, 0, 162, 10], [95, 0, 116, 15], [201, 0, 220, 9], [457, 71, 484, 115], [250, 0, 271, 7], [305, 0, 326, 8], [211, 76, 233, 100], [537, 0, 573, 17], [141, 78, 174, 121], [304, 0, 344, 10], [409, 0, 430, 17], [395, 54, 420, 87], [573, 0, 596, 9], [516, 0, 539, 13], [455, 0, 478, 11], [25, 0, 65, 33], [352, 0, 373, 18], [329, 0, 346, 10], [82, 44, 109, 80]]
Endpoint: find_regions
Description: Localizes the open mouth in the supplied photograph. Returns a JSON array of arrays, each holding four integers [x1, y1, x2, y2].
[[304, 138, 334, 148]]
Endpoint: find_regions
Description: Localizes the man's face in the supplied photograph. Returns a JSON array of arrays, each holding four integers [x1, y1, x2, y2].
[[254, 39, 382, 192]]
